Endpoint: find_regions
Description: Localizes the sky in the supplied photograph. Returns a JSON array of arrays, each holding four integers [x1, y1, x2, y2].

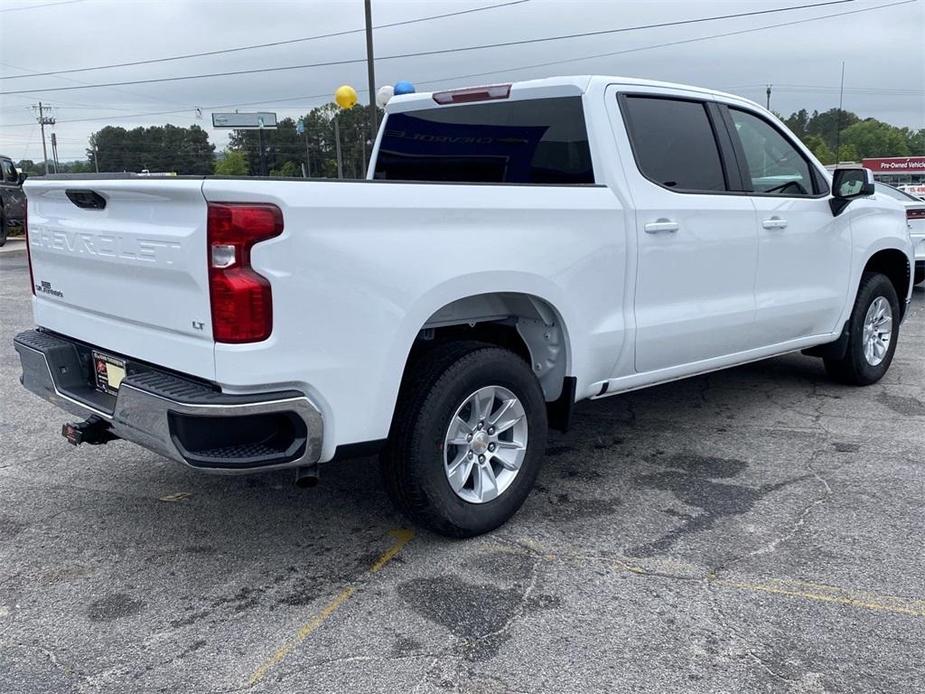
[[1, 0, 923, 163]]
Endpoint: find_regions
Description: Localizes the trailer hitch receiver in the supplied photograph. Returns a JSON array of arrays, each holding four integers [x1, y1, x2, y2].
[[62, 415, 118, 446]]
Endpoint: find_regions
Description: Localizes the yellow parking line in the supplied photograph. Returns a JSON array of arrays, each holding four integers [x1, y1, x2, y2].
[[248, 586, 355, 686], [501, 542, 925, 619], [711, 577, 925, 618], [370, 528, 415, 573], [247, 528, 415, 687]]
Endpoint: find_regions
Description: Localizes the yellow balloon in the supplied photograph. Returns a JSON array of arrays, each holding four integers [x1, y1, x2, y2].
[[334, 85, 358, 109]]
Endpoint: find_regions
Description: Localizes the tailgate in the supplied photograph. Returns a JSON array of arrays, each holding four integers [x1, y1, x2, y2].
[[25, 177, 215, 379]]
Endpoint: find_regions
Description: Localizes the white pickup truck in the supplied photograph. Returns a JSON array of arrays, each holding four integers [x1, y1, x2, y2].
[[15, 76, 914, 537]]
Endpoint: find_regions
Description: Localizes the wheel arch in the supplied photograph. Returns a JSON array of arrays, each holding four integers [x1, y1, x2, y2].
[[863, 247, 911, 319], [414, 291, 572, 401], [386, 275, 577, 424]]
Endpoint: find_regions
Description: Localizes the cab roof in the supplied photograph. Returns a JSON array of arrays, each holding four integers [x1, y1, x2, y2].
[[386, 75, 762, 113]]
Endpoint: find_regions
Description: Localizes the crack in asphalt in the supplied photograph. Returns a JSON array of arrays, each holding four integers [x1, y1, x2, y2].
[[706, 586, 801, 687]]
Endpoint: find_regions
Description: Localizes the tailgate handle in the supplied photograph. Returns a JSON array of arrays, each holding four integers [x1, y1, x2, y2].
[[65, 189, 107, 210]]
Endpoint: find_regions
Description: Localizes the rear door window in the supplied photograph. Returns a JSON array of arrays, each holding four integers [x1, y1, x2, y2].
[[620, 96, 727, 193], [373, 96, 594, 184]]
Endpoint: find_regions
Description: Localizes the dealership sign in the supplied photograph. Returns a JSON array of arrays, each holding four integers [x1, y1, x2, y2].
[[862, 156, 925, 173], [211, 112, 278, 129]]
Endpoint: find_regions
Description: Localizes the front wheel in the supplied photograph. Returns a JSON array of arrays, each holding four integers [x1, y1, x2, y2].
[[0, 213, 7, 247], [381, 341, 548, 537], [824, 272, 900, 385]]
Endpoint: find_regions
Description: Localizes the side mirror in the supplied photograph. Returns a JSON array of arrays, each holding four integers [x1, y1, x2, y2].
[[830, 167, 875, 216], [17, 172, 28, 185]]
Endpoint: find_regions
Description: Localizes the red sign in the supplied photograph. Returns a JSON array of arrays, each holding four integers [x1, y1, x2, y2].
[[862, 156, 925, 173]]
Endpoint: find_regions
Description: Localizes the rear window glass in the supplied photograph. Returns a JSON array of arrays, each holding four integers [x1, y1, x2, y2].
[[621, 96, 727, 193], [373, 96, 594, 184]]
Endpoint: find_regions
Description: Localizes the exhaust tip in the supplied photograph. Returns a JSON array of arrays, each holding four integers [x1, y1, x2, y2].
[[294, 465, 320, 488]]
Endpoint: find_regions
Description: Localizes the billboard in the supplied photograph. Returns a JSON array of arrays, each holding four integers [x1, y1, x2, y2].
[[862, 156, 925, 173], [211, 112, 278, 129]]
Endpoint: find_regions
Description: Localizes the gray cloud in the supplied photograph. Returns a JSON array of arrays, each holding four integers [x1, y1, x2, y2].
[[1, 0, 922, 162]]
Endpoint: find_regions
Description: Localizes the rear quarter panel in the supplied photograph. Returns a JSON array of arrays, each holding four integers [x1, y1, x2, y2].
[[202, 178, 626, 460]]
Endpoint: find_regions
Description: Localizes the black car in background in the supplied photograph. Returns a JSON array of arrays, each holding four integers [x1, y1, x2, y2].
[[0, 155, 26, 246]]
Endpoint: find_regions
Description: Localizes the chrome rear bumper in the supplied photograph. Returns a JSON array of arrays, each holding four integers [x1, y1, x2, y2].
[[14, 329, 324, 473]]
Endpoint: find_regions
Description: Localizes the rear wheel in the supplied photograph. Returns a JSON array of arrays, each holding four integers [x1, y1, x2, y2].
[[915, 264, 924, 286], [824, 272, 900, 385], [381, 341, 548, 537], [0, 213, 7, 247]]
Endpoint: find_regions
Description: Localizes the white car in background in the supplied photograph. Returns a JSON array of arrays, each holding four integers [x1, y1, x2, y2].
[[876, 182, 925, 285]]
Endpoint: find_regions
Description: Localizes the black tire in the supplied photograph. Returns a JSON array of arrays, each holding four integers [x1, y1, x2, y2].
[[824, 272, 900, 385], [915, 265, 924, 286], [0, 213, 7, 247], [381, 341, 548, 538]]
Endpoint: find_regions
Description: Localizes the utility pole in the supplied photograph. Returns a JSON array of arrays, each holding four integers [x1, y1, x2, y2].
[[50, 132, 59, 173], [257, 127, 267, 177], [364, 0, 378, 145], [334, 115, 344, 179], [304, 130, 312, 178], [93, 145, 100, 173], [834, 61, 846, 164], [766, 84, 772, 110], [33, 102, 55, 174]]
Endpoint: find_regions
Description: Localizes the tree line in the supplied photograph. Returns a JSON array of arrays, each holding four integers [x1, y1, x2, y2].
[[780, 108, 924, 165], [15, 105, 924, 178], [218, 103, 382, 178]]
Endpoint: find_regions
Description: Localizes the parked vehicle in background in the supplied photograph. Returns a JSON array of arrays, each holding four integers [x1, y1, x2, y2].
[[0, 155, 27, 246], [14, 76, 916, 537], [876, 182, 925, 284]]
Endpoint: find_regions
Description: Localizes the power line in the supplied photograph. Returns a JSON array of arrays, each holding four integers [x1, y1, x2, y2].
[[0, 0, 915, 128], [0, 1, 532, 80], [728, 82, 924, 95], [403, 0, 917, 95], [0, 0, 86, 13], [0, 60, 192, 111], [0, 0, 861, 96]]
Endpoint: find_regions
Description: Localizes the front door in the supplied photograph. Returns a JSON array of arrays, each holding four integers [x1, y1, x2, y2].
[[617, 93, 759, 373], [723, 106, 852, 344]]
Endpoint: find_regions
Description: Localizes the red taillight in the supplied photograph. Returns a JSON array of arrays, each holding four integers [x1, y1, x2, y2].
[[907, 208, 925, 221], [25, 203, 35, 295], [207, 202, 283, 343], [432, 83, 511, 105]]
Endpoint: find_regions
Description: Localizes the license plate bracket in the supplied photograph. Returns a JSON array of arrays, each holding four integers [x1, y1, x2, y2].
[[92, 350, 126, 396]]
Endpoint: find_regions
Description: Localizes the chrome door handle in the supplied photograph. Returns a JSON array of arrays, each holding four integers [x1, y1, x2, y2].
[[762, 217, 788, 230], [644, 219, 679, 233]]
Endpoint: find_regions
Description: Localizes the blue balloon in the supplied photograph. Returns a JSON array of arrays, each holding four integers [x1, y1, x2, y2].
[[393, 81, 416, 96]]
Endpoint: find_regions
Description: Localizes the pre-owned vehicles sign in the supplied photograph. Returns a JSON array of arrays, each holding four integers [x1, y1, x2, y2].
[[863, 157, 925, 173]]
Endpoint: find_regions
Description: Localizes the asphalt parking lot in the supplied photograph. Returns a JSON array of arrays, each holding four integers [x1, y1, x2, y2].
[[1, 249, 923, 694]]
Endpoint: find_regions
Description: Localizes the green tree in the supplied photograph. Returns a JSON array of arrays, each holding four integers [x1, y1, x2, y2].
[[784, 108, 810, 139], [214, 149, 248, 175], [839, 119, 910, 159], [907, 129, 925, 155], [802, 134, 835, 165], [227, 104, 383, 179], [835, 143, 860, 163], [88, 124, 215, 174], [16, 159, 39, 175], [269, 160, 301, 177]]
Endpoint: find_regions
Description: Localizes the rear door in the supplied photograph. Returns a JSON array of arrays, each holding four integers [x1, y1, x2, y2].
[[25, 177, 215, 378], [721, 105, 851, 344], [616, 91, 759, 373]]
